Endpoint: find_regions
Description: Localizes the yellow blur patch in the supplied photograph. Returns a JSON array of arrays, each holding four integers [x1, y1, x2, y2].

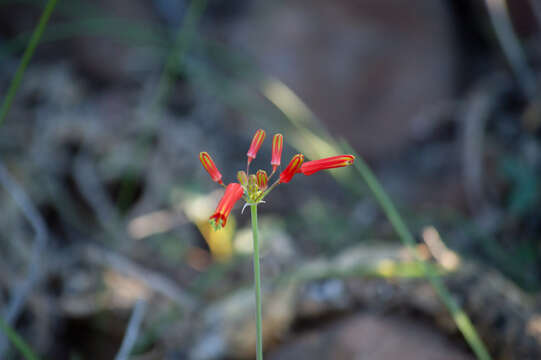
[[376, 259, 396, 277], [196, 216, 235, 262], [182, 190, 234, 262]]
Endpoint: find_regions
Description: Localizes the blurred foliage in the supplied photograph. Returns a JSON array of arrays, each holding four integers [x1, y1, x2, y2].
[[500, 155, 540, 217]]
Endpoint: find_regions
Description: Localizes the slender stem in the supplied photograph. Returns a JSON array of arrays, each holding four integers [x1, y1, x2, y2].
[[0, 0, 58, 127], [0, 315, 40, 360], [250, 204, 263, 360], [341, 141, 492, 360], [268, 168, 276, 181]]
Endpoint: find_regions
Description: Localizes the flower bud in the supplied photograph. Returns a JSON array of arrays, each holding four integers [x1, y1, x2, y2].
[[271, 133, 283, 172], [246, 129, 266, 164], [256, 170, 268, 191], [199, 152, 223, 184], [247, 174, 258, 195], [237, 170, 248, 187]]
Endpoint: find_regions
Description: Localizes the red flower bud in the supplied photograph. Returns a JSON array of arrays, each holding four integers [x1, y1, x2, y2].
[[256, 170, 268, 191], [279, 154, 304, 183], [209, 183, 244, 229], [300, 155, 355, 176], [200, 152, 223, 184], [246, 129, 266, 164], [271, 133, 283, 172]]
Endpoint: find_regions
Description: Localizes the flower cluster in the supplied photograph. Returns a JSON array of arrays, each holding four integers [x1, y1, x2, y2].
[[200, 129, 355, 229]]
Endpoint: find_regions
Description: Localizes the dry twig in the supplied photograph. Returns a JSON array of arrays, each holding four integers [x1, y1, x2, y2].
[[485, 0, 537, 99], [115, 299, 147, 360], [85, 245, 196, 311], [73, 155, 196, 310], [0, 161, 48, 355], [460, 75, 508, 213], [73, 155, 127, 243]]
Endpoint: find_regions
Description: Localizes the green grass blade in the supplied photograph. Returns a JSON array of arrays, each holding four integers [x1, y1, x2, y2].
[[340, 140, 491, 360], [0, 18, 168, 56], [0, 315, 40, 360], [0, 0, 58, 127], [255, 74, 492, 359]]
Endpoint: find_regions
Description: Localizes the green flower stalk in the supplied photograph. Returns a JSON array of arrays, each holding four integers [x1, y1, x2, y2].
[[199, 129, 355, 359]]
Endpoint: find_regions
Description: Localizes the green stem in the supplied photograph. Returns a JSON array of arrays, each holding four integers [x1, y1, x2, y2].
[[0, 315, 40, 360], [250, 204, 263, 360], [0, 0, 58, 127]]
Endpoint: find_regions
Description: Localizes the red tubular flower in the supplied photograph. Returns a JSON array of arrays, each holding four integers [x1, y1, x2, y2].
[[256, 170, 268, 190], [200, 152, 223, 184], [210, 183, 244, 229], [279, 154, 304, 183], [300, 155, 355, 176], [271, 133, 283, 172], [246, 129, 266, 164]]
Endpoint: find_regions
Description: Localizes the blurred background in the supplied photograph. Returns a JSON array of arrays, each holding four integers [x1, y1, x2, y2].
[[0, 0, 541, 359]]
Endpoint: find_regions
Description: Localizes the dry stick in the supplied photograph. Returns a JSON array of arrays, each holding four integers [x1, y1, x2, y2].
[[73, 155, 127, 243], [115, 299, 147, 360], [74, 157, 197, 310], [485, 0, 537, 99], [85, 245, 196, 311], [0, 162, 48, 357], [0, 4, 57, 351], [461, 76, 508, 213]]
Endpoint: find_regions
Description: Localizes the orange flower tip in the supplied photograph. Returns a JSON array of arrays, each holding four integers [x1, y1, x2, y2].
[[271, 133, 283, 168], [208, 183, 244, 230], [246, 129, 266, 161], [300, 155, 355, 176], [279, 154, 304, 184], [199, 151, 223, 184]]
